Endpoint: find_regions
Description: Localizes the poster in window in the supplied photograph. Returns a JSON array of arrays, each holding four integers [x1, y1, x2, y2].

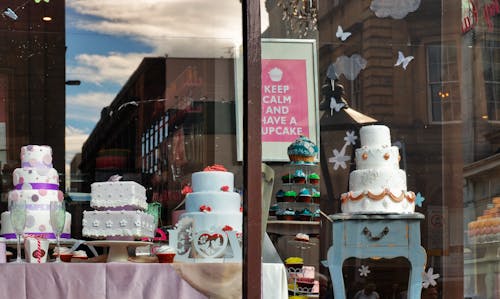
[[236, 39, 320, 161]]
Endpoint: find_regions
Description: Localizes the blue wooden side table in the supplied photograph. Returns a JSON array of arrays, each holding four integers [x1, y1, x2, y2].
[[326, 213, 427, 299]]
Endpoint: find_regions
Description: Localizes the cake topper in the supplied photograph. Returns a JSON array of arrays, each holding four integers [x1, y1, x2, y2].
[[108, 174, 122, 182]]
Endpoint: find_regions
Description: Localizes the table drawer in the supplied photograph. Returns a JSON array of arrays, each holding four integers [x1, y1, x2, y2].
[[344, 220, 408, 247]]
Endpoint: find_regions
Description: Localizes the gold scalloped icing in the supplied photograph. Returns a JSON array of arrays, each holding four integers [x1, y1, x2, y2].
[[341, 189, 415, 204]]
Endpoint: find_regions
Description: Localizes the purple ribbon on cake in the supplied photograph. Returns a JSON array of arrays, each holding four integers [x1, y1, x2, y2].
[[2, 232, 71, 239], [14, 183, 59, 190]]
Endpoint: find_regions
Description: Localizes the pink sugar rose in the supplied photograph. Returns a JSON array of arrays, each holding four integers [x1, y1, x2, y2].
[[38, 189, 47, 196]]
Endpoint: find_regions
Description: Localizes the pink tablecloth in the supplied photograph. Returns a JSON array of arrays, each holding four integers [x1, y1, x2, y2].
[[0, 262, 288, 299]]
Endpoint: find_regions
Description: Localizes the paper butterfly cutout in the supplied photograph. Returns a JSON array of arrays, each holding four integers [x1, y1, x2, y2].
[[330, 97, 345, 115], [3, 8, 18, 20], [394, 51, 414, 70], [336, 25, 351, 42]]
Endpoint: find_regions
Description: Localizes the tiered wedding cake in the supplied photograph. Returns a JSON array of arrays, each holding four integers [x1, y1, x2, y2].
[[0, 145, 71, 239], [341, 125, 416, 213], [169, 165, 242, 260], [180, 165, 242, 232], [82, 177, 155, 239]]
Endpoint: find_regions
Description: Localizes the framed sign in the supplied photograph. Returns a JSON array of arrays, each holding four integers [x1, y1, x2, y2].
[[236, 39, 320, 161]]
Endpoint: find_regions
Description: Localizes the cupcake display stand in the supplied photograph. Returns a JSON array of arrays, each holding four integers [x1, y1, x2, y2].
[[286, 239, 320, 298], [275, 162, 320, 222]]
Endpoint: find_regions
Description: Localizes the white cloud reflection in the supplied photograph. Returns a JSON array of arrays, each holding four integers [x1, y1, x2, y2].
[[64, 0, 269, 177]]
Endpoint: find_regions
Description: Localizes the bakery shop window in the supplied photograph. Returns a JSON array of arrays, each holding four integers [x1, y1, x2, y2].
[[427, 44, 461, 122]]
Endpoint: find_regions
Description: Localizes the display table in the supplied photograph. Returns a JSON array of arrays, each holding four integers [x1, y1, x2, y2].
[[326, 213, 427, 299], [0, 262, 288, 299]]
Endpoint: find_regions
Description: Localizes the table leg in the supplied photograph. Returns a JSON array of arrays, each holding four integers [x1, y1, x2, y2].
[[407, 246, 426, 299], [327, 246, 346, 299]]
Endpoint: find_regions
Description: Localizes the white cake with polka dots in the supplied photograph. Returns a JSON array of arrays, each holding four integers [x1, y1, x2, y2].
[[341, 125, 416, 214], [82, 180, 155, 239], [0, 145, 72, 239]]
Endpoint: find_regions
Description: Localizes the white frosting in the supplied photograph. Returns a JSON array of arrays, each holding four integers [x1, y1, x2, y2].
[[360, 125, 391, 147], [72, 250, 88, 258], [0, 211, 72, 238], [8, 189, 64, 206], [1, 146, 71, 239], [82, 210, 155, 239], [185, 192, 241, 212], [91, 181, 147, 210], [342, 125, 415, 214], [53, 246, 72, 255], [191, 171, 234, 192], [13, 168, 59, 186], [20, 145, 53, 168], [156, 245, 176, 254], [180, 213, 242, 232], [349, 169, 407, 191], [355, 147, 400, 170], [180, 170, 242, 234]]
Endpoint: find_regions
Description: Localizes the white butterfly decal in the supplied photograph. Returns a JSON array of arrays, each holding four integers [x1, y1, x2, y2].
[[330, 97, 345, 115], [3, 8, 18, 20], [336, 25, 351, 42], [394, 51, 414, 70]]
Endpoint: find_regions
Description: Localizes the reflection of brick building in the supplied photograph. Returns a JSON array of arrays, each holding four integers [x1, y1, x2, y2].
[[0, 1, 66, 198], [265, 0, 500, 298], [79, 57, 237, 224]]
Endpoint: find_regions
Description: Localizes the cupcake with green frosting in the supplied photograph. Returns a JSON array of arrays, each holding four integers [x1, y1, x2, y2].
[[308, 173, 320, 185], [281, 173, 293, 184], [284, 190, 297, 202], [311, 188, 320, 203]]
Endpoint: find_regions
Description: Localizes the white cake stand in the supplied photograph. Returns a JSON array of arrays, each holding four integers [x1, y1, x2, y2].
[[85, 240, 152, 263]]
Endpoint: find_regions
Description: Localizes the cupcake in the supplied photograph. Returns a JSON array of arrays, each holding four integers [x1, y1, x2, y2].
[[72, 250, 88, 261], [285, 256, 304, 273], [275, 189, 285, 202], [299, 208, 313, 221], [294, 233, 309, 242], [283, 190, 297, 202], [278, 208, 296, 220], [293, 170, 306, 184], [156, 245, 176, 263], [296, 278, 315, 293], [269, 204, 280, 216], [312, 209, 321, 221], [311, 188, 320, 204], [53, 246, 73, 262], [287, 136, 318, 163], [308, 173, 320, 185], [281, 174, 293, 184], [298, 188, 312, 203]]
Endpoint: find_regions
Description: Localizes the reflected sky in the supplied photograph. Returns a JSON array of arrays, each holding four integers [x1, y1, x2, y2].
[[64, 0, 267, 166]]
